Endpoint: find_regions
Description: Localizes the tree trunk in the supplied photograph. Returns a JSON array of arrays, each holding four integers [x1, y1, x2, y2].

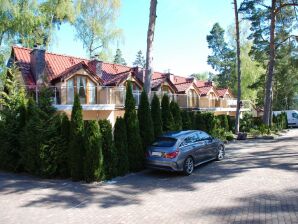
[[234, 0, 241, 134], [263, 0, 276, 126], [144, 0, 157, 95]]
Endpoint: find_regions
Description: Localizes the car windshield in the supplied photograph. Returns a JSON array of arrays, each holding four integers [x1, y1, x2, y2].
[[152, 137, 177, 147]]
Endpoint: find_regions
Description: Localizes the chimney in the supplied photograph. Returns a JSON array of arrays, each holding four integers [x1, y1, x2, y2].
[[165, 73, 175, 83], [30, 46, 46, 85], [92, 58, 103, 78]]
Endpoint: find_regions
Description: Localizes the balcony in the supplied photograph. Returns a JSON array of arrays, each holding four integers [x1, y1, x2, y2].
[[42, 86, 249, 111]]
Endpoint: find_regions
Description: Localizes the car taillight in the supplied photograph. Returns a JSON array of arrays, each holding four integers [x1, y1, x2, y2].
[[164, 149, 179, 159]]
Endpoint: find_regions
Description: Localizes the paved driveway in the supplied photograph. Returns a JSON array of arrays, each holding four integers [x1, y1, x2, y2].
[[1, 129, 298, 224]]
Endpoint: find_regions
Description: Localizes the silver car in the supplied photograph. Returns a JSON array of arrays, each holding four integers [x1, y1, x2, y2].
[[146, 130, 225, 175]]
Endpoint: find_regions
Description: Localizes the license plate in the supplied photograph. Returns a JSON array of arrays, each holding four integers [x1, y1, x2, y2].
[[151, 151, 162, 157]]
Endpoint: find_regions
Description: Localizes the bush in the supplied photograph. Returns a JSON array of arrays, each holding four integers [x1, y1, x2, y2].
[[240, 113, 253, 132], [151, 93, 162, 138], [217, 115, 229, 131], [194, 112, 206, 131], [161, 94, 174, 132], [170, 101, 182, 130], [124, 82, 143, 172], [69, 94, 85, 181], [84, 120, 102, 182], [59, 113, 70, 177], [99, 119, 116, 179], [181, 110, 191, 130], [114, 117, 129, 176], [138, 90, 154, 150]]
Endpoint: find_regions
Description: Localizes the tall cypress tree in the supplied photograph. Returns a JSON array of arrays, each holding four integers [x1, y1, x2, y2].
[[84, 120, 102, 182], [161, 94, 174, 132], [138, 90, 154, 150], [114, 117, 129, 176], [99, 119, 116, 179], [124, 82, 143, 171], [151, 93, 162, 138], [170, 101, 182, 131], [69, 94, 85, 181], [59, 113, 70, 177]]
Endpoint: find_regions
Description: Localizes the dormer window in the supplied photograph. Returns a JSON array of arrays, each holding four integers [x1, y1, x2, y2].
[[67, 75, 96, 104]]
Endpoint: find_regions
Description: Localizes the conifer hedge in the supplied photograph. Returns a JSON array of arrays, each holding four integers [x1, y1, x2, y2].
[[151, 93, 162, 138], [99, 119, 116, 179], [170, 101, 182, 130], [84, 120, 102, 182], [161, 94, 174, 132], [124, 82, 143, 171], [138, 90, 154, 150], [69, 94, 85, 181], [114, 117, 129, 176], [181, 110, 191, 130]]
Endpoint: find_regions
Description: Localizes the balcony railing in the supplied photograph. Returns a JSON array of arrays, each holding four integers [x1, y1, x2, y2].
[[30, 86, 249, 110]]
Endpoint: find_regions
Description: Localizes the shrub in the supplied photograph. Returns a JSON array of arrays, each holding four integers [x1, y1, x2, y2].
[[161, 94, 174, 132], [170, 101, 182, 130], [114, 117, 129, 176], [59, 113, 70, 177], [188, 111, 195, 129], [225, 131, 234, 141], [69, 94, 85, 181], [138, 90, 154, 150], [99, 119, 116, 179], [151, 93, 162, 138], [240, 113, 253, 132], [217, 115, 229, 131], [181, 110, 191, 130], [124, 82, 143, 172], [84, 120, 102, 182], [194, 112, 206, 131]]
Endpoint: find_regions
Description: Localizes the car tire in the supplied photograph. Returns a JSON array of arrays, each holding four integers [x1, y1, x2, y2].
[[216, 145, 225, 161], [183, 157, 194, 175]]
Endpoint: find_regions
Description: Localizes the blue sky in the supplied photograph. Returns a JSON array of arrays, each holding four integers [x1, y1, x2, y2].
[[50, 0, 235, 76]]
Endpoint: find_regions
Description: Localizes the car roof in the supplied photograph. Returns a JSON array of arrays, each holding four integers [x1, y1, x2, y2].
[[161, 130, 198, 139]]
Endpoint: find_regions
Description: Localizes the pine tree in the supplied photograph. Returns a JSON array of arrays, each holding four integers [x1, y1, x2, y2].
[[170, 101, 182, 131], [161, 94, 174, 132], [114, 117, 129, 176], [138, 90, 154, 150], [99, 119, 116, 179], [69, 94, 85, 181], [124, 82, 143, 171], [113, 48, 127, 65], [133, 50, 146, 68], [181, 110, 191, 130], [151, 93, 162, 138], [84, 120, 102, 182]]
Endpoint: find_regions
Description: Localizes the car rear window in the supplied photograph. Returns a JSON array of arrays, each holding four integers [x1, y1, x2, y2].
[[151, 137, 177, 147]]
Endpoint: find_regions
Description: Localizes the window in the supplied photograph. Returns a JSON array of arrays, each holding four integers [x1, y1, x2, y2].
[[152, 137, 177, 147], [180, 134, 198, 147], [67, 79, 74, 104], [66, 75, 96, 104], [292, 113, 298, 119], [77, 76, 87, 104], [88, 81, 96, 104], [197, 131, 211, 141]]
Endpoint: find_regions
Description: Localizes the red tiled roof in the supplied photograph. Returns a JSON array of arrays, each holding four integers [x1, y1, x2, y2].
[[175, 82, 193, 93], [12, 46, 131, 85], [198, 86, 213, 96]]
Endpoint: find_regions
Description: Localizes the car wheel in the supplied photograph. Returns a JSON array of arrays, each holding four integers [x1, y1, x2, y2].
[[217, 145, 225, 161], [183, 157, 194, 175]]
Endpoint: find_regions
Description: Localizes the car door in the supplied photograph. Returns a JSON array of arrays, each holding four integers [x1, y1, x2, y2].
[[193, 132, 210, 163], [179, 134, 197, 162], [199, 131, 217, 159]]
